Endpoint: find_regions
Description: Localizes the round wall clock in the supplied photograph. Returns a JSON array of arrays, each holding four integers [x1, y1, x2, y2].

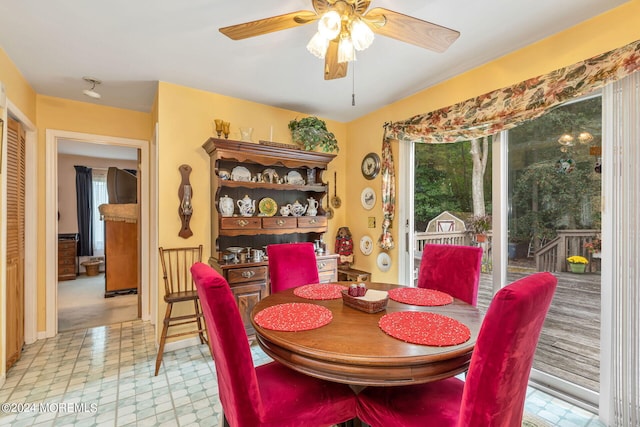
[[361, 152, 381, 180]]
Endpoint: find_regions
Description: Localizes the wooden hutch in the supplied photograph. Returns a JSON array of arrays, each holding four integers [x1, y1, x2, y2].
[[202, 138, 338, 336]]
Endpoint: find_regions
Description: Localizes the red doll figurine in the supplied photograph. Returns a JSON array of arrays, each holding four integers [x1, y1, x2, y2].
[[335, 226, 354, 266]]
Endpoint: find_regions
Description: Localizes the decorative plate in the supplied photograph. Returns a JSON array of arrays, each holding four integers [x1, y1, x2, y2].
[[361, 187, 376, 210], [360, 235, 373, 256], [258, 197, 278, 216], [231, 166, 252, 182], [377, 252, 392, 272], [287, 170, 305, 185]]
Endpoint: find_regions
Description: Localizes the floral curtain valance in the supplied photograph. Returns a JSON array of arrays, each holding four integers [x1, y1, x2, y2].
[[386, 39, 640, 144]]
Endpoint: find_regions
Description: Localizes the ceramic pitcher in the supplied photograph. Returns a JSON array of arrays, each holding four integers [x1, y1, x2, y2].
[[306, 197, 319, 216], [219, 195, 234, 217]]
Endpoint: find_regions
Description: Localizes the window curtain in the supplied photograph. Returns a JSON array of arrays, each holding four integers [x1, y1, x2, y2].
[[75, 166, 93, 257], [386, 39, 640, 144], [378, 133, 396, 250], [92, 168, 108, 255], [602, 71, 640, 426], [378, 38, 640, 258]]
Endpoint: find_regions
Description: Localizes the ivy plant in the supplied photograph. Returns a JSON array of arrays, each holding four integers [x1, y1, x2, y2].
[[288, 116, 339, 153]]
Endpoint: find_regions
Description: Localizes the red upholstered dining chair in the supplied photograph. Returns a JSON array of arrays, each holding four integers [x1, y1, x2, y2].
[[267, 242, 320, 293], [418, 243, 483, 306], [357, 272, 557, 427], [190, 262, 357, 427]]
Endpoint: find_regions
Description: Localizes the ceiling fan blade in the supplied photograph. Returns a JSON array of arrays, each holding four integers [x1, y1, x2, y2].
[[365, 7, 460, 53], [324, 40, 348, 80], [220, 11, 317, 40]]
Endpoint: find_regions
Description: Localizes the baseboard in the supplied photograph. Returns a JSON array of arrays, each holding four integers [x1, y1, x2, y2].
[[162, 336, 203, 353]]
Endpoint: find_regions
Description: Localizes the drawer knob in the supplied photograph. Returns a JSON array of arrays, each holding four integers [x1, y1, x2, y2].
[[309, 219, 317, 224], [317, 262, 326, 269], [276, 219, 285, 226], [241, 270, 256, 279], [237, 219, 249, 227]]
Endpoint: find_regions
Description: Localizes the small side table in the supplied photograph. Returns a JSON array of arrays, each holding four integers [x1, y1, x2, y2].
[[337, 267, 371, 282]]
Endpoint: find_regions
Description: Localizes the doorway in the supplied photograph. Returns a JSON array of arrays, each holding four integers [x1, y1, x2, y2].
[[45, 130, 151, 337], [56, 141, 140, 331]]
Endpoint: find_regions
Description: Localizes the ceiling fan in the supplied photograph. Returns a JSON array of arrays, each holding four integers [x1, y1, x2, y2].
[[220, 0, 460, 80]]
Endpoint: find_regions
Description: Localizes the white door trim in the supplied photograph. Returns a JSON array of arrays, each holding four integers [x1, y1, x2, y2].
[[45, 130, 151, 337]]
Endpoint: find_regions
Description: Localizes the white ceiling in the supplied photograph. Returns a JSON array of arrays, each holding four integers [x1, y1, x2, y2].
[[0, 0, 628, 123]]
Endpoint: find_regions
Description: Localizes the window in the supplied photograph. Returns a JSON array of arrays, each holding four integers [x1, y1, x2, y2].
[[92, 168, 108, 255]]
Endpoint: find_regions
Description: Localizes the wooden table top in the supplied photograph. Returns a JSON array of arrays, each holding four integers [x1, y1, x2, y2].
[[251, 282, 483, 386]]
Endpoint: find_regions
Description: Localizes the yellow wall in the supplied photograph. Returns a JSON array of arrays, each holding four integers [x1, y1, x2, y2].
[[154, 81, 347, 334], [344, 0, 640, 283], [0, 0, 637, 352], [0, 48, 37, 121], [34, 96, 152, 330]]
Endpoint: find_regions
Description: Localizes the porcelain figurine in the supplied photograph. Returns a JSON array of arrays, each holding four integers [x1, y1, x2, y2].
[[237, 195, 256, 217], [219, 195, 234, 217]]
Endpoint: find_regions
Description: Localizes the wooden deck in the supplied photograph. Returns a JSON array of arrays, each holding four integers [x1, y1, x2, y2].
[[477, 270, 601, 392]]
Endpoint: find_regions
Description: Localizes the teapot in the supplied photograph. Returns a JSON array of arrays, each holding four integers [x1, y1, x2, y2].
[[219, 195, 234, 217], [306, 197, 319, 216], [237, 195, 256, 217], [288, 200, 308, 217], [279, 205, 291, 216]]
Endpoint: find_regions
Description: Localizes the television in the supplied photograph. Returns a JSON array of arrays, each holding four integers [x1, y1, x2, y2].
[[107, 167, 137, 204]]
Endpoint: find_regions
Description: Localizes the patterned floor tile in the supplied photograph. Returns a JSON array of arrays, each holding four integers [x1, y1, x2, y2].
[[0, 319, 605, 426]]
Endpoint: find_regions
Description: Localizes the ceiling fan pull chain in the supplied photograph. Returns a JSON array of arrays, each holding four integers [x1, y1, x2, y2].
[[352, 62, 356, 106]]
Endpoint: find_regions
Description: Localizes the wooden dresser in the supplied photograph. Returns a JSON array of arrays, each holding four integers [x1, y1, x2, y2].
[[58, 234, 78, 281]]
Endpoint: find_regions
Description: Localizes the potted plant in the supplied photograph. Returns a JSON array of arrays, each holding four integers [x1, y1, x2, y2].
[[467, 215, 491, 242], [583, 235, 602, 258], [566, 255, 589, 273], [288, 116, 339, 153]]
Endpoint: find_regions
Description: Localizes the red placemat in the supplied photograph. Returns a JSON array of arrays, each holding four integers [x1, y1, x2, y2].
[[254, 303, 333, 331], [294, 283, 348, 300], [388, 288, 453, 306], [379, 311, 470, 346]]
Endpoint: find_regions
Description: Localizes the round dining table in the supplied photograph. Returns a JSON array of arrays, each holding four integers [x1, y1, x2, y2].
[[251, 282, 483, 386]]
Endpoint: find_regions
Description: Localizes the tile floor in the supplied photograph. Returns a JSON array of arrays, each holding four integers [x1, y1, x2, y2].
[[0, 320, 605, 427]]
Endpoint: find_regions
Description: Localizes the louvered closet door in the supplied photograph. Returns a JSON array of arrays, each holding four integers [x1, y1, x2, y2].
[[6, 117, 26, 370]]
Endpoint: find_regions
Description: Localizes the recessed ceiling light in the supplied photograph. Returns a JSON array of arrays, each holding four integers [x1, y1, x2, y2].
[[82, 76, 102, 99]]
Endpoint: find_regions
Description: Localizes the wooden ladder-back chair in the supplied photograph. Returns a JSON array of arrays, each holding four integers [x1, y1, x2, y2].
[[155, 245, 207, 376]]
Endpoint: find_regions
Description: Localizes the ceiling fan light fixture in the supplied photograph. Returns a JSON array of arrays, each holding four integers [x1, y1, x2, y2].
[[578, 131, 594, 144], [350, 18, 374, 51], [82, 77, 102, 99], [558, 134, 574, 146], [318, 11, 341, 40], [307, 31, 330, 59], [338, 35, 356, 63]]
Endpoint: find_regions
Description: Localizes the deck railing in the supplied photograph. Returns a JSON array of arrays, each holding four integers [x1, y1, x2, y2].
[[414, 231, 471, 252], [535, 229, 600, 272]]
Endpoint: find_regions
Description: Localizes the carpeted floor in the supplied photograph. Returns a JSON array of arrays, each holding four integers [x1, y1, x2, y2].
[[57, 273, 138, 331]]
